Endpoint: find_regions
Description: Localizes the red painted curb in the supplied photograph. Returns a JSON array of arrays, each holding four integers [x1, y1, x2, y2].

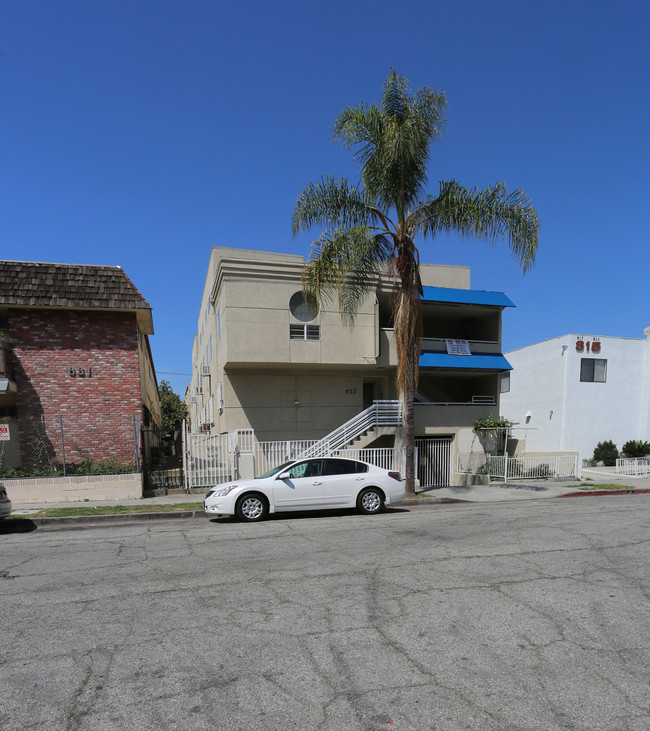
[[562, 489, 650, 498]]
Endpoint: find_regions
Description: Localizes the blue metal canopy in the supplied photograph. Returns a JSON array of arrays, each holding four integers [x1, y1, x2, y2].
[[419, 352, 513, 371], [421, 286, 515, 308]]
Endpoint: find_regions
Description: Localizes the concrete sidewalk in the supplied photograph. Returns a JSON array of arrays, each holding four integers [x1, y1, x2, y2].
[[8, 466, 650, 519]]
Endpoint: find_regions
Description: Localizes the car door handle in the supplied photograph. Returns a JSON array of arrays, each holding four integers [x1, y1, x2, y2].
[[313, 481, 323, 485], [355, 477, 365, 480]]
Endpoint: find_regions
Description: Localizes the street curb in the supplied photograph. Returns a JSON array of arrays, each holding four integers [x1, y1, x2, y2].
[[561, 488, 650, 498], [13, 498, 467, 529], [17, 510, 210, 530]]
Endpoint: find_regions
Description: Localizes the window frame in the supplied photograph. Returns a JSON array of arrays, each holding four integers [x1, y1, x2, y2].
[[580, 358, 607, 383], [290, 324, 321, 341]]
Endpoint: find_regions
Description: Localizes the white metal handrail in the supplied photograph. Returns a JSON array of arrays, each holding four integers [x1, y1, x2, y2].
[[300, 400, 402, 458]]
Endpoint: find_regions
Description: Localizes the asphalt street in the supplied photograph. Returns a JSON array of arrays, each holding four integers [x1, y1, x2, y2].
[[1, 497, 649, 730]]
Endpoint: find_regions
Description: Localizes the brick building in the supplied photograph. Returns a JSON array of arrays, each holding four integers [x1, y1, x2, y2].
[[0, 261, 160, 477]]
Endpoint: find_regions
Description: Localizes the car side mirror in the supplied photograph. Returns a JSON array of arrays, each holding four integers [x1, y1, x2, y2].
[[278, 471, 291, 480]]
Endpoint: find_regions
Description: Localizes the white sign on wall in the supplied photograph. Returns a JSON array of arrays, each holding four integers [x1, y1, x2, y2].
[[445, 339, 471, 356], [0, 424, 9, 441]]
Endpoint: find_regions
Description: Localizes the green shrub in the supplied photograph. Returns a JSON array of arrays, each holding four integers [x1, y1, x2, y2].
[[0, 459, 137, 479], [474, 415, 512, 429], [592, 440, 619, 466], [621, 440, 650, 458]]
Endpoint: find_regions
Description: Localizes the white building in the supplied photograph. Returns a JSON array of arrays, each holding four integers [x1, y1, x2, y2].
[[500, 329, 650, 459]]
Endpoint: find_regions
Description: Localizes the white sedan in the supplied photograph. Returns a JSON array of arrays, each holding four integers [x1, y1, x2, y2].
[[204, 457, 406, 521]]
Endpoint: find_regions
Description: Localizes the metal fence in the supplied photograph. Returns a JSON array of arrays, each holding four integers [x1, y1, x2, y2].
[[254, 440, 319, 476], [335, 447, 410, 475], [416, 438, 453, 488], [183, 429, 417, 491], [184, 431, 235, 488], [0, 414, 142, 478], [457, 453, 579, 480], [616, 458, 650, 476]]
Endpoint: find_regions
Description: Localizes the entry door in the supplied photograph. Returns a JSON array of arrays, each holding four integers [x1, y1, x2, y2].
[[272, 459, 325, 511], [363, 382, 375, 409]]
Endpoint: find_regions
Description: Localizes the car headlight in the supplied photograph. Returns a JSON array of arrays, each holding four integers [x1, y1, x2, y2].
[[213, 485, 238, 497]]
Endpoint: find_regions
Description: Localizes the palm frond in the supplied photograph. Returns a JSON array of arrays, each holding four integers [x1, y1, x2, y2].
[[414, 180, 539, 272], [367, 72, 447, 217], [302, 227, 392, 324], [292, 177, 374, 236], [332, 104, 383, 169]]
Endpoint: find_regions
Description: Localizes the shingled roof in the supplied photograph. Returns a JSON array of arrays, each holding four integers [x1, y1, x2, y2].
[[0, 261, 151, 311]]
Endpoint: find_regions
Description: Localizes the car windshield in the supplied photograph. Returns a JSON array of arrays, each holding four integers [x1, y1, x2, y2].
[[256, 461, 293, 479]]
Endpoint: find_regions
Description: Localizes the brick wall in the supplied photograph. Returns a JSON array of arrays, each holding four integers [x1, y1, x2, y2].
[[11, 308, 142, 467]]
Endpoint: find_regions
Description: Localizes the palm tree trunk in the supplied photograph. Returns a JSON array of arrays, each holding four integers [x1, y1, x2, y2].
[[404, 342, 416, 496]]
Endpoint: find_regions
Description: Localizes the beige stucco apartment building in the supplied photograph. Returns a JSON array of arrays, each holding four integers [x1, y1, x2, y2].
[[187, 246, 515, 486]]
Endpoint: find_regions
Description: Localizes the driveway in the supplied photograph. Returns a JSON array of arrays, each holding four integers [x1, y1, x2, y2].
[[1, 497, 649, 730]]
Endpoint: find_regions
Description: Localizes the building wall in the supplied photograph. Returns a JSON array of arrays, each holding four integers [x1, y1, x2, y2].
[[12, 308, 143, 466], [187, 247, 510, 458], [222, 369, 394, 441], [501, 332, 650, 459]]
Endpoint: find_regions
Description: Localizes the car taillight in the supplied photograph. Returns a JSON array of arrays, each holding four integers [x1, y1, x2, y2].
[[388, 471, 401, 482]]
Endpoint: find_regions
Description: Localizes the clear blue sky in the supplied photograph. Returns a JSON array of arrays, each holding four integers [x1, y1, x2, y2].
[[3, 1, 649, 397]]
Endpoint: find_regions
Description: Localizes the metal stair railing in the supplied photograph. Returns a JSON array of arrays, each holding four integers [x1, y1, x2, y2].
[[299, 400, 402, 459]]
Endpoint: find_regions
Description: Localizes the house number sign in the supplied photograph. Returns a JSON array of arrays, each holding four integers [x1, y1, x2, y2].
[[68, 367, 92, 377]]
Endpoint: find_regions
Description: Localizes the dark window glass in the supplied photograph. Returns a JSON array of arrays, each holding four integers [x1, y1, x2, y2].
[[286, 460, 322, 478], [289, 291, 317, 322], [580, 358, 607, 382], [322, 459, 368, 475]]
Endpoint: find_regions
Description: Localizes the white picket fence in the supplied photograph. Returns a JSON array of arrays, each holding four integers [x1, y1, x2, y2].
[[616, 457, 650, 476], [457, 453, 579, 480]]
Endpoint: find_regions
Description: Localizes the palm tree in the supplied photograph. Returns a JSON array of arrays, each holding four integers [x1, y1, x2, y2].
[[292, 70, 539, 495]]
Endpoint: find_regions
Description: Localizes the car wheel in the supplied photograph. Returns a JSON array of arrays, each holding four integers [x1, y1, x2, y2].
[[236, 493, 268, 522], [357, 487, 384, 515]]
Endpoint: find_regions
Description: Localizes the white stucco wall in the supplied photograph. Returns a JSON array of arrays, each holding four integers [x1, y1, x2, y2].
[[501, 331, 650, 459]]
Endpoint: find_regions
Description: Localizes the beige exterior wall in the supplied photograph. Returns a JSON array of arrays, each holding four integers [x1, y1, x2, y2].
[[222, 369, 394, 441], [138, 329, 161, 428], [187, 247, 509, 463]]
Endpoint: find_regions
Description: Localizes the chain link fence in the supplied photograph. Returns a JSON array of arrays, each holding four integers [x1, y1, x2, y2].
[[0, 414, 142, 478]]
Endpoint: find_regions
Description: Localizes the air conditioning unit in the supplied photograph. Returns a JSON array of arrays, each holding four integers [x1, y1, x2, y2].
[[202, 365, 211, 376]]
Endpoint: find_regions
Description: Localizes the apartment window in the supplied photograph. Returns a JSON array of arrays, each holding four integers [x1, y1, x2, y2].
[[290, 324, 320, 340], [580, 358, 607, 383], [500, 372, 510, 393], [289, 291, 317, 322]]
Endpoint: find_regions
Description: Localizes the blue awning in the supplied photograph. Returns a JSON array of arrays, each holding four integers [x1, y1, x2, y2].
[[419, 352, 513, 371], [421, 286, 515, 308]]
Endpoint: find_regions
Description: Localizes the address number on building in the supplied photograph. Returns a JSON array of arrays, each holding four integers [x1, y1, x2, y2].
[[68, 367, 92, 377]]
